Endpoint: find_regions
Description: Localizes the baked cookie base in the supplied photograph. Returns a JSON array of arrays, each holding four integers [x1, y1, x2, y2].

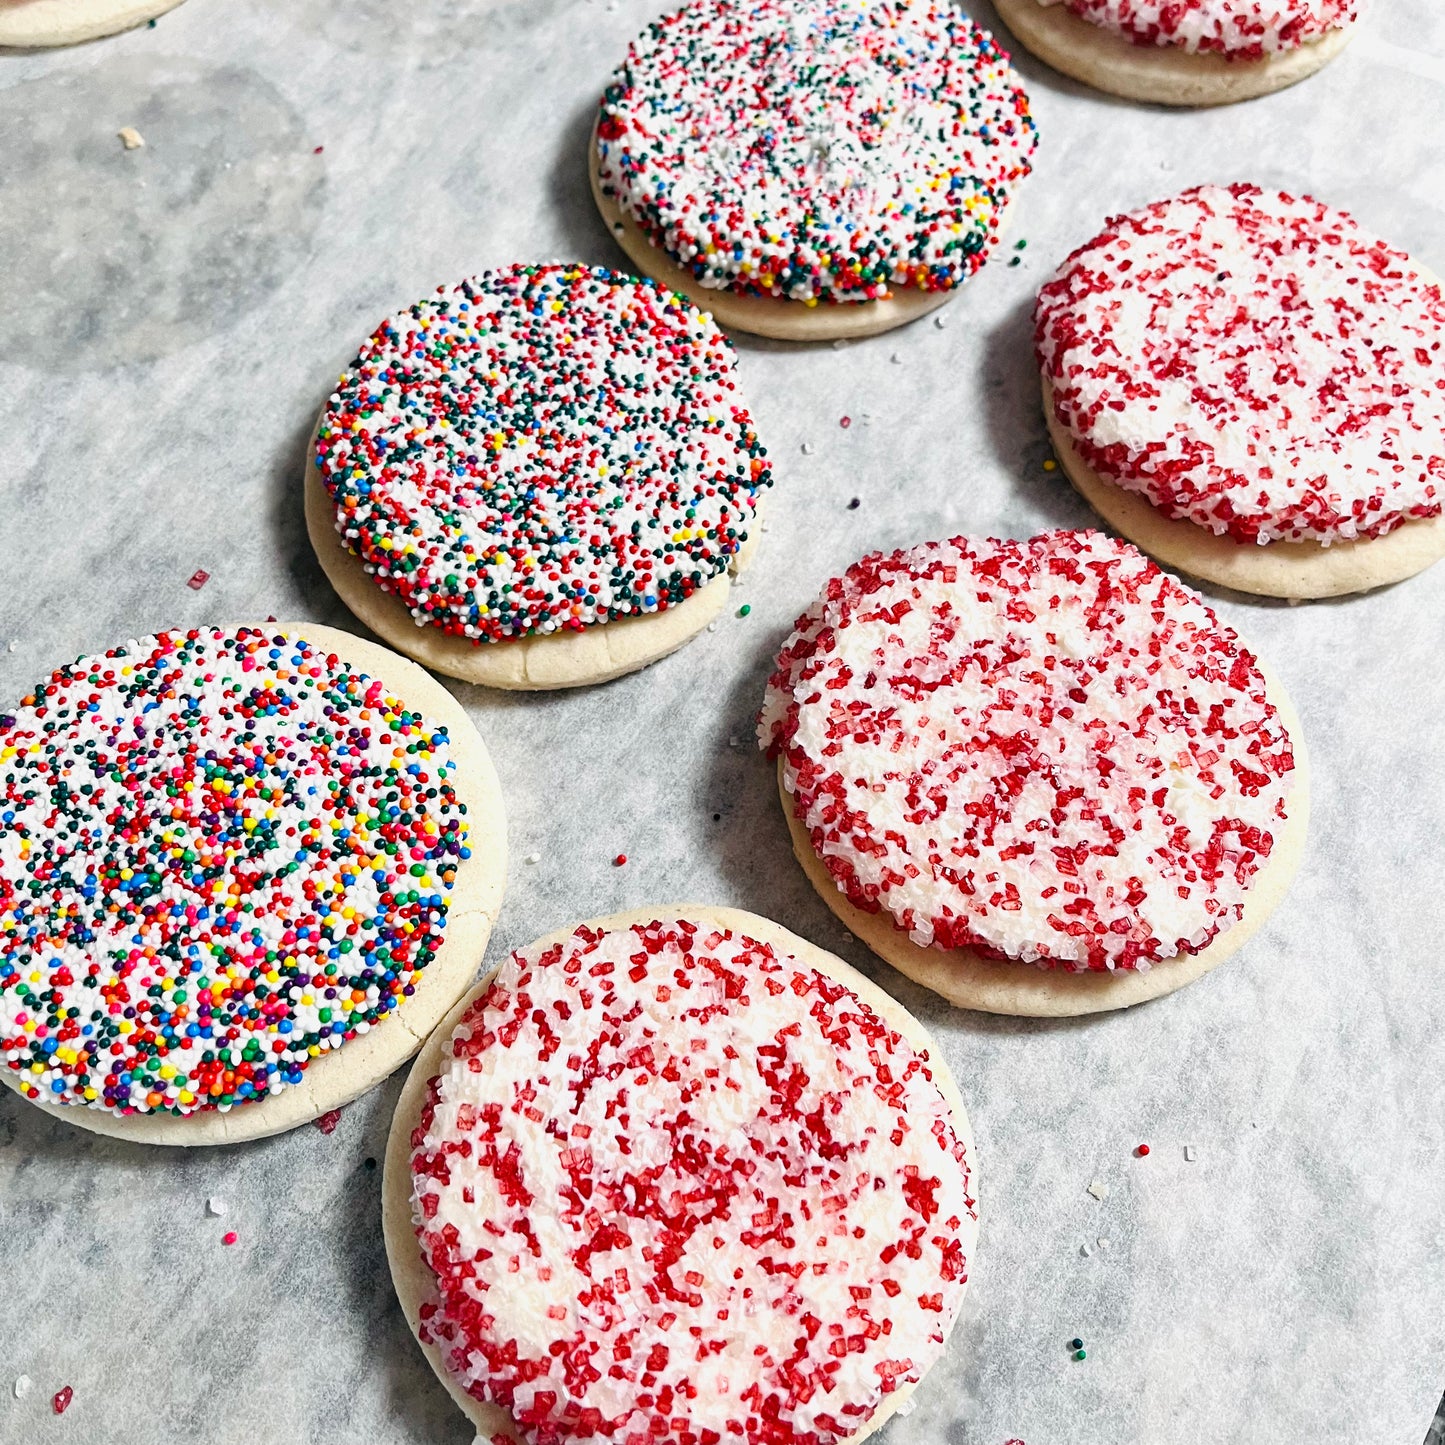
[[777, 662, 1310, 1016], [384, 904, 977, 1444], [0, 0, 185, 48], [1043, 377, 1445, 599], [306, 441, 758, 690], [0, 622, 508, 1146], [589, 119, 978, 342], [992, 0, 1355, 106]]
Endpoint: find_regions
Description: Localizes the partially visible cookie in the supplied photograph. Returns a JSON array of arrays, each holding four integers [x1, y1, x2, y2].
[[308, 264, 771, 689], [592, 0, 1038, 340], [760, 532, 1309, 1016], [1036, 185, 1445, 598], [0, 0, 185, 48], [385, 907, 977, 1444], [0, 623, 506, 1144], [992, 0, 1357, 106]]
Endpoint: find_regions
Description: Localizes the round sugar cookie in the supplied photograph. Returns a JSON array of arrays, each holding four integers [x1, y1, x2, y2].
[[760, 531, 1309, 1017], [385, 907, 977, 1444], [592, 0, 1038, 340], [992, 0, 1357, 106], [1035, 185, 1445, 598], [308, 264, 771, 690], [0, 0, 185, 48], [0, 623, 506, 1144]]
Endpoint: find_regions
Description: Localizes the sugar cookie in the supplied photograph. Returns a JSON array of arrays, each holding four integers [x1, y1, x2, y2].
[[385, 907, 976, 1443], [1035, 185, 1445, 597], [0, 0, 184, 48], [760, 532, 1308, 1016], [593, 0, 1037, 340], [992, 0, 1357, 106], [0, 624, 506, 1143], [308, 264, 770, 689]]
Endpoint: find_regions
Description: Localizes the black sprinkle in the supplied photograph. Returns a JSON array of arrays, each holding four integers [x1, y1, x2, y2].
[[847, 498, 860, 510]]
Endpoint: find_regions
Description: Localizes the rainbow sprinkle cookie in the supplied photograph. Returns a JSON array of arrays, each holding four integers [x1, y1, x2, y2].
[[389, 909, 976, 1445], [761, 532, 1308, 1012], [312, 264, 771, 683], [595, 0, 1037, 309], [0, 626, 475, 1124]]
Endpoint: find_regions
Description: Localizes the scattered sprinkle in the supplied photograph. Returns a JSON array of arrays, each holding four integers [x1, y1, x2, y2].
[[313, 145, 324, 155], [1014, 239, 1027, 251], [801, 441, 816, 455], [707, 621, 719, 632], [1184, 1145, 1197, 1162], [839, 416, 852, 429], [737, 604, 751, 617], [847, 498, 860, 510], [1087, 1180, 1108, 1202], [7, 639, 17, 652], [222, 1230, 238, 1246], [613, 853, 628, 867], [1073, 1348, 1087, 1362], [13, 1376, 31, 1400], [314, 1109, 343, 1136], [1079, 1243, 1092, 1257], [1136, 1144, 1150, 1158], [1097, 1236, 1110, 1250], [890, 352, 903, 364], [1070, 1337, 1084, 1350], [53, 1386, 73, 1415], [186, 569, 209, 590], [526, 851, 542, 865], [364, 1156, 377, 1171], [934, 314, 948, 330], [118, 127, 145, 150], [1042, 458, 1057, 472], [207, 1197, 226, 1217]]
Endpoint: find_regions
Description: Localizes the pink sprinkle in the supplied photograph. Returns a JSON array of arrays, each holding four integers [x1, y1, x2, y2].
[[222, 1231, 238, 1246], [186, 570, 209, 591], [839, 416, 852, 429], [313, 145, 324, 154], [53, 1386, 73, 1415], [314, 1108, 343, 1134]]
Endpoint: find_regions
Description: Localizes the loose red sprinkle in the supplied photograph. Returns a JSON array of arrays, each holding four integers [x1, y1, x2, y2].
[[313, 1108, 343, 1135], [222, 1230, 238, 1246], [1136, 1144, 1150, 1157], [53, 1386, 73, 1415], [613, 853, 627, 867], [313, 145, 324, 154], [186, 570, 209, 590], [839, 416, 852, 429]]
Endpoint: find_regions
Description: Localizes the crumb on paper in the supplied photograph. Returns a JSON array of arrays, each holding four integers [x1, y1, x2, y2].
[[118, 126, 145, 150], [801, 441, 815, 455], [934, 314, 948, 329], [313, 1108, 342, 1135], [707, 621, 719, 632], [1080, 1242, 1092, 1257], [1097, 1236, 1110, 1250], [207, 1196, 226, 1217], [1087, 1179, 1108, 1202], [13, 1376, 31, 1400], [1185, 1145, 1197, 1162]]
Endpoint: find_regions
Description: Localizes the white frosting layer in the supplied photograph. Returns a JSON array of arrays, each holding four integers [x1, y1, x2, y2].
[[410, 916, 974, 1444], [1043, 0, 1356, 57], [1035, 184, 1445, 545], [760, 532, 1296, 971]]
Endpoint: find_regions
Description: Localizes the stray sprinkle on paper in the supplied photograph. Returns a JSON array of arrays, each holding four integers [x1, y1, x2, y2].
[[1080, 1243, 1092, 1257], [707, 620, 719, 632], [7, 639, 17, 652], [187, 569, 210, 591], [14, 1376, 32, 1400], [1097, 1236, 1110, 1251], [1185, 1145, 1197, 1162], [831, 337, 849, 350], [525, 851, 541, 865], [207, 1196, 226, 1217], [934, 314, 948, 330], [801, 441, 816, 455], [890, 352, 903, 364], [1087, 1179, 1108, 1202], [760, 519, 771, 532], [118, 126, 145, 150], [728, 735, 739, 748]]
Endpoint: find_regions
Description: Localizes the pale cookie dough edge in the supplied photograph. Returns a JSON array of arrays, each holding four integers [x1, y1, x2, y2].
[[992, 0, 1355, 107], [305, 423, 761, 690], [383, 904, 978, 1445], [1042, 376, 1445, 598], [0, 0, 186, 48], [588, 116, 988, 342], [777, 658, 1310, 1017], [0, 621, 508, 1146]]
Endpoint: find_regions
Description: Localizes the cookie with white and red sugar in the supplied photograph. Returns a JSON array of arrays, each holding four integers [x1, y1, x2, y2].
[[0, 0, 186, 48], [591, 0, 1038, 341], [760, 532, 1309, 1017], [384, 907, 976, 1445], [992, 0, 1359, 105], [0, 624, 506, 1144], [1035, 185, 1445, 598], [307, 264, 771, 689]]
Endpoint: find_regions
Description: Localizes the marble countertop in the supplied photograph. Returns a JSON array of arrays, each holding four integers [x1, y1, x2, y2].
[[3, 2, 1445, 1442]]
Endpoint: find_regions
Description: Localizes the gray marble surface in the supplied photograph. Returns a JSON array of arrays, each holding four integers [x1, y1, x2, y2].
[[3, 2, 1445, 1442]]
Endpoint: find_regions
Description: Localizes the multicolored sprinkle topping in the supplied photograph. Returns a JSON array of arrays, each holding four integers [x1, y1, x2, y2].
[[411, 915, 974, 1445], [760, 532, 1296, 972], [1035, 185, 1444, 546], [1042, 0, 1356, 59], [0, 627, 469, 1116], [315, 264, 771, 644], [597, 0, 1038, 303]]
